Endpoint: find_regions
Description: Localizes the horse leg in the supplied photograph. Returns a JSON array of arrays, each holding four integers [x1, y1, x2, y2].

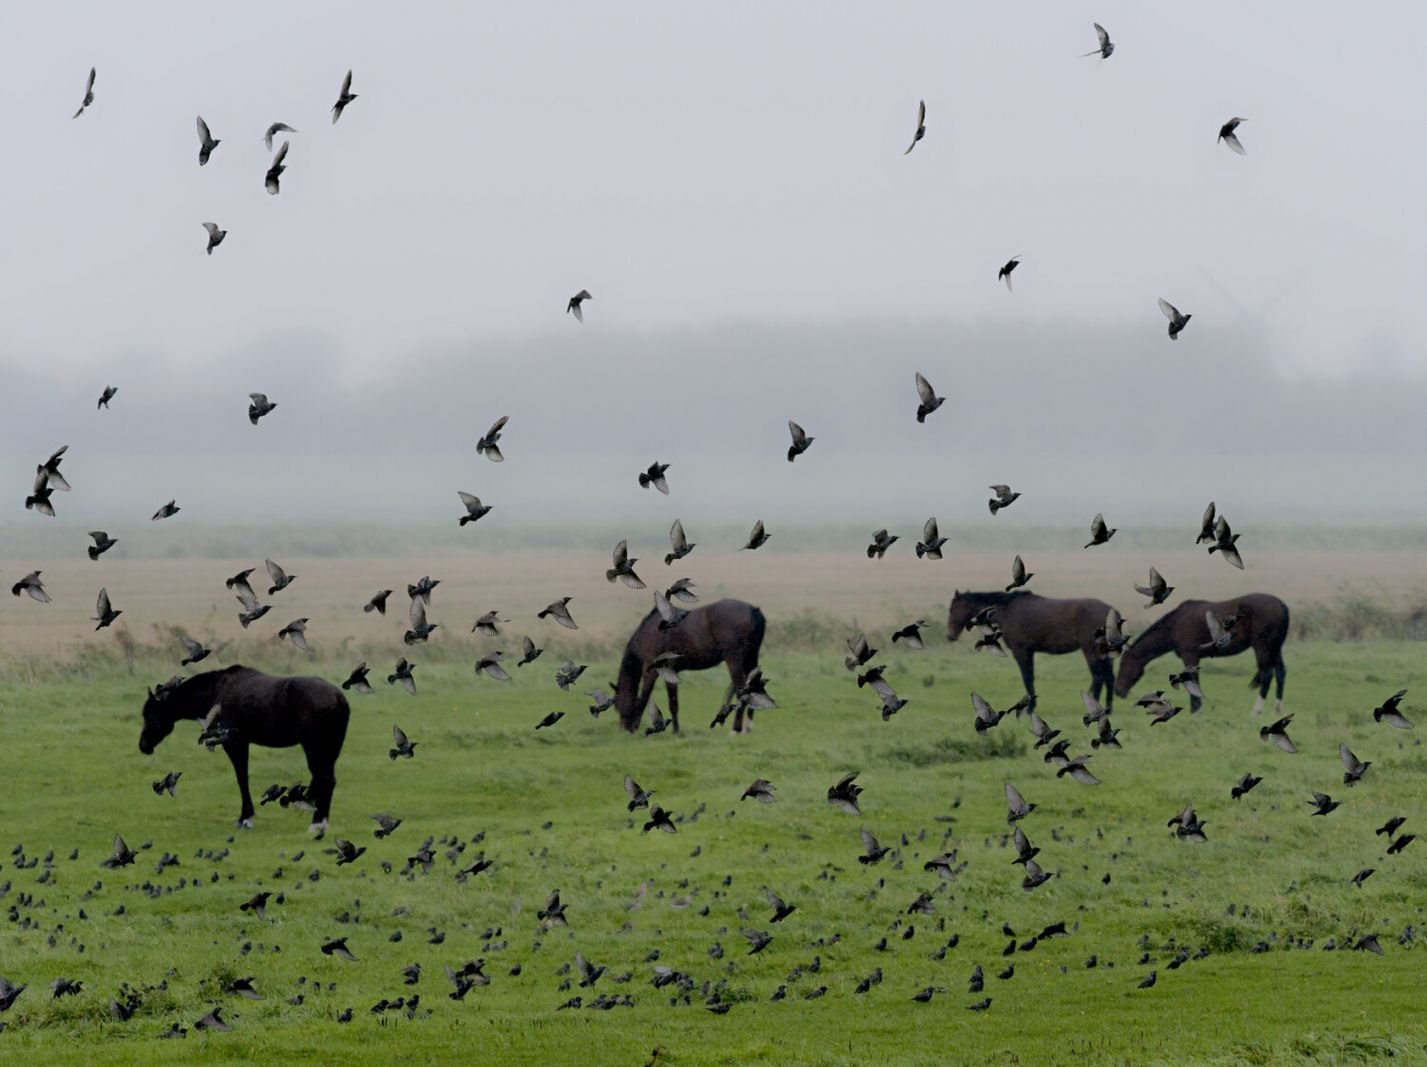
[[1273, 657, 1287, 715], [1250, 651, 1272, 715], [1011, 648, 1036, 709], [1098, 659, 1116, 711], [667, 681, 680, 736], [223, 739, 255, 828], [303, 741, 337, 833], [1180, 653, 1203, 712], [725, 659, 749, 734]]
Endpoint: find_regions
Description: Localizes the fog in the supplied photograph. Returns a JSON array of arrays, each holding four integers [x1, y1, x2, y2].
[[1, 2, 1424, 537]]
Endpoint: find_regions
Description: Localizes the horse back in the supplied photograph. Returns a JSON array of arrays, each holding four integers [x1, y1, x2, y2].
[[1003, 595, 1111, 653], [214, 668, 348, 748]]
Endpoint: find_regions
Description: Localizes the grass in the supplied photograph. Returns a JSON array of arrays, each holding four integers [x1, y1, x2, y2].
[[1, 641, 1426, 1065]]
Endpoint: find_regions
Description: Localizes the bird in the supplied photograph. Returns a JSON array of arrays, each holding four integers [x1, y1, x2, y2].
[[1056, 754, 1101, 786], [643, 805, 677, 833], [1083, 23, 1114, 59], [1170, 667, 1204, 700], [1159, 298, 1192, 340], [1230, 773, 1262, 800], [517, 635, 543, 667], [1218, 117, 1247, 155], [638, 462, 671, 494], [904, 100, 926, 154], [278, 618, 310, 652], [388, 658, 417, 695], [1208, 516, 1244, 569], [858, 828, 889, 864], [607, 540, 646, 588], [665, 520, 696, 565], [1377, 816, 1406, 838], [915, 372, 944, 422], [537, 596, 578, 630], [742, 930, 773, 955], [247, 393, 276, 424], [743, 520, 770, 551], [556, 660, 588, 690], [265, 141, 289, 195], [97, 385, 118, 409], [1026, 710, 1060, 749], [343, 663, 373, 694], [1202, 610, 1237, 652], [408, 575, 440, 604], [1196, 502, 1218, 544], [1005, 783, 1036, 824], [972, 692, 1005, 735], [765, 887, 796, 922], [457, 492, 492, 526], [474, 414, 509, 462], [845, 633, 876, 672], [151, 771, 181, 798], [331, 70, 358, 123], [263, 122, 297, 151], [624, 775, 654, 812], [0, 978, 27, 1014], [787, 420, 814, 462], [742, 779, 777, 804], [586, 690, 614, 717], [1372, 690, 1412, 729], [1095, 607, 1128, 656], [196, 116, 220, 165], [1084, 513, 1115, 548], [195, 1007, 232, 1032], [364, 589, 393, 615], [868, 529, 899, 559], [1022, 859, 1053, 890], [567, 290, 592, 322], [1091, 717, 1122, 750], [1134, 567, 1174, 606], [91, 588, 122, 630], [645, 703, 671, 736], [575, 952, 607, 987], [87, 531, 118, 561], [996, 257, 1021, 292], [321, 937, 358, 961], [474, 652, 511, 681], [179, 635, 210, 666], [891, 620, 927, 649], [389, 725, 417, 759], [827, 772, 863, 815], [988, 484, 1020, 514], [535, 711, 564, 730], [1308, 791, 1340, 816], [916, 517, 947, 559], [202, 221, 228, 256], [1260, 715, 1297, 753], [326, 838, 366, 865], [1388, 834, 1416, 855], [234, 585, 269, 628], [265, 558, 296, 594], [1350, 868, 1376, 888], [404, 598, 438, 645], [102, 834, 137, 869], [471, 609, 507, 638], [1138, 971, 1157, 990], [1005, 555, 1033, 590], [152, 500, 180, 521], [654, 590, 688, 631], [72, 67, 96, 118], [1340, 744, 1372, 787], [239, 892, 271, 921], [25, 471, 56, 517], [226, 977, 263, 1000], [967, 997, 992, 1012]]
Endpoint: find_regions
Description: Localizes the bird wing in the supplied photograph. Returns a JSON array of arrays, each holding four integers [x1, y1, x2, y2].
[[95, 587, 111, 617], [113, 833, 127, 855], [859, 827, 880, 853], [788, 420, 806, 446], [1148, 567, 1164, 592], [749, 520, 765, 544], [1005, 783, 1027, 810], [392, 724, 409, 747], [265, 559, 287, 585], [409, 597, 428, 630], [971, 691, 995, 724], [612, 539, 629, 567], [1011, 555, 1026, 582], [653, 590, 676, 623], [486, 414, 508, 438], [341, 69, 353, 96], [1158, 298, 1180, 322], [1339, 744, 1360, 772], [197, 115, 211, 142], [669, 519, 687, 552], [235, 586, 261, 612], [1222, 131, 1246, 155], [915, 372, 935, 405], [1094, 23, 1110, 49], [922, 516, 939, 543], [86, 67, 96, 92], [1204, 611, 1226, 643], [457, 491, 482, 512], [1090, 513, 1106, 538], [624, 776, 642, 802]]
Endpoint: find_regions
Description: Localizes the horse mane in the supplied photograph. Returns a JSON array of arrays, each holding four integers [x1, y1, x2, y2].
[[956, 590, 1032, 607], [1127, 607, 1181, 654]]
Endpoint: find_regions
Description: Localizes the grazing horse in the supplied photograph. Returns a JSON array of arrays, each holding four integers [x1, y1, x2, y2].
[[1115, 593, 1290, 713], [946, 590, 1119, 710], [138, 665, 350, 830], [615, 599, 766, 734]]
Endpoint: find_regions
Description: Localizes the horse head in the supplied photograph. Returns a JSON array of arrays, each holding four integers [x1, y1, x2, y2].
[[138, 684, 179, 754], [613, 650, 647, 733], [946, 590, 973, 640]]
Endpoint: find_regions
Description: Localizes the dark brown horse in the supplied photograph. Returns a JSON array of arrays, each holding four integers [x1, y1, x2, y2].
[[1115, 593, 1289, 713], [138, 665, 350, 830], [615, 599, 765, 734], [946, 590, 1119, 710]]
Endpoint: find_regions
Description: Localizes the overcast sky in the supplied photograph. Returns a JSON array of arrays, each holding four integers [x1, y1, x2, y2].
[[1, 2, 1424, 533]]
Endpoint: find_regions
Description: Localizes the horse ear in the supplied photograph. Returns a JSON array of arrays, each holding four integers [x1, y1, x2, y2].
[[146, 686, 154, 699]]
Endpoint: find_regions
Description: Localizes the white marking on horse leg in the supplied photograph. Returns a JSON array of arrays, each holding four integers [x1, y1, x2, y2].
[[308, 818, 329, 835], [1273, 698, 1283, 715], [238, 817, 254, 830], [1251, 694, 1265, 715]]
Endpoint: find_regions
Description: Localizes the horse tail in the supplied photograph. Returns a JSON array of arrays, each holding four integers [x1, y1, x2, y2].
[[748, 605, 767, 659]]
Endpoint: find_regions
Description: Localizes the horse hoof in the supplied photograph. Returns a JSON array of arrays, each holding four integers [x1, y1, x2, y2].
[[308, 819, 329, 835], [237, 817, 254, 830]]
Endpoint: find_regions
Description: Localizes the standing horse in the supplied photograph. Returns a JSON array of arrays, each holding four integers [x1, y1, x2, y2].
[[1115, 593, 1289, 713], [946, 590, 1119, 710], [138, 665, 350, 830], [615, 599, 765, 734]]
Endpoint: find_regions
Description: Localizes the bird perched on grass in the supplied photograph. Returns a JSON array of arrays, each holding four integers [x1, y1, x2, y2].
[[915, 372, 944, 422], [1084, 513, 1115, 548], [567, 290, 592, 322], [787, 420, 814, 462], [1218, 117, 1247, 155], [638, 462, 671, 494], [904, 100, 926, 154], [1158, 298, 1192, 340], [916, 517, 946, 559], [331, 70, 358, 123]]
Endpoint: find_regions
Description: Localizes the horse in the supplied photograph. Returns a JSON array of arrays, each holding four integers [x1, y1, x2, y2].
[[946, 590, 1120, 710], [615, 599, 766, 734], [1115, 593, 1290, 714], [138, 664, 350, 831]]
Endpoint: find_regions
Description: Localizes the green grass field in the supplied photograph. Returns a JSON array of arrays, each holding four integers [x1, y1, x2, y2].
[[1, 641, 1425, 1065]]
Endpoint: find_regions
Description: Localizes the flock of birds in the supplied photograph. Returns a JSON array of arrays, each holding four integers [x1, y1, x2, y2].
[[0, 22, 1418, 1042]]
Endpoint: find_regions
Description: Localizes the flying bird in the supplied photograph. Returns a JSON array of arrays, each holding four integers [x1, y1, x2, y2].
[[638, 462, 671, 494], [152, 500, 180, 521], [1373, 690, 1412, 729], [364, 590, 393, 615], [1340, 744, 1372, 787], [988, 485, 1020, 514], [858, 828, 889, 864], [916, 517, 946, 560], [248, 393, 276, 423], [915, 372, 944, 423], [1260, 714, 1297, 753], [404, 598, 438, 644], [1208, 515, 1244, 568], [538, 597, 578, 629], [388, 658, 417, 695], [997, 258, 1020, 291], [1082, 23, 1114, 59], [263, 122, 297, 151], [98, 385, 118, 409], [331, 70, 358, 123], [474, 652, 511, 681], [1006, 555, 1032, 591], [826, 772, 863, 815], [567, 290, 592, 322], [1218, 117, 1247, 155], [343, 663, 373, 694], [91, 588, 122, 630], [1005, 782, 1036, 824], [265, 558, 296, 594], [867, 529, 899, 560], [1308, 791, 1340, 816], [202, 222, 227, 255], [666, 519, 695, 564], [1158, 298, 1192, 340], [1084, 513, 1115, 548], [25, 472, 56, 517], [1196, 502, 1217, 544], [607, 539, 645, 588], [787, 420, 814, 462], [457, 492, 492, 526], [743, 520, 770, 551], [389, 725, 416, 759], [265, 141, 289, 195], [1230, 773, 1262, 800], [471, 610, 507, 638], [1134, 567, 1174, 605], [278, 618, 310, 652], [476, 415, 508, 462], [196, 116, 220, 165], [904, 99, 926, 154], [102, 834, 136, 869], [72, 67, 96, 118], [151, 771, 181, 797], [179, 635, 210, 666]]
